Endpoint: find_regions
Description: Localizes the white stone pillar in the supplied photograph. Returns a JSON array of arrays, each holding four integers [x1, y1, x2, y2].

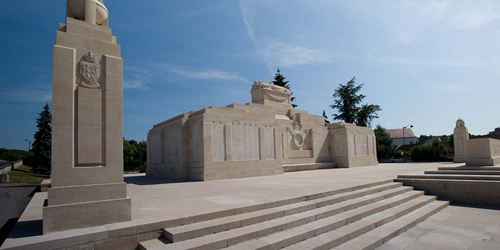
[[453, 118, 469, 163], [44, 2, 130, 234]]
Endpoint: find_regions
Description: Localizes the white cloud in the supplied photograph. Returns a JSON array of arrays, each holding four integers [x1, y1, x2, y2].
[[123, 66, 154, 90], [239, 0, 258, 46], [260, 42, 332, 68], [239, 0, 333, 72], [170, 68, 248, 82], [1, 90, 52, 102]]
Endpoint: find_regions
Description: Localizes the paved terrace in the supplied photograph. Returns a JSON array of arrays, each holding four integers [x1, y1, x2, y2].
[[8, 162, 456, 241]]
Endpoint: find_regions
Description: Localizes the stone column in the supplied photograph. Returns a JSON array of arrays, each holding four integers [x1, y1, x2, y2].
[[44, 1, 131, 234], [453, 118, 469, 163]]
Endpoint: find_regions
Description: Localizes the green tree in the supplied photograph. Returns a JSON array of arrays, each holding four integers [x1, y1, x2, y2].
[[0, 150, 20, 162], [123, 138, 148, 173], [32, 103, 52, 174], [330, 77, 381, 127], [322, 110, 330, 125], [356, 104, 381, 127], [374, 125, 394, 159], [272, 68, 297, 108]]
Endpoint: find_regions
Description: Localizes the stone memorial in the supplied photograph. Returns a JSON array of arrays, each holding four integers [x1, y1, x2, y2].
[[43, 0, 131, 233], [147, 81, 378, 181], [453, 118, 469, 163]]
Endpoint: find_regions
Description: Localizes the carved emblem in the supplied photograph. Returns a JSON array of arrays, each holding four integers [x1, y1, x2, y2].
[[78, 52, 100, 88]]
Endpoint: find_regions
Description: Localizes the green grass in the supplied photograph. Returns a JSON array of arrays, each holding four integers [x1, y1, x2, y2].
[[7, 165, 50, 185]]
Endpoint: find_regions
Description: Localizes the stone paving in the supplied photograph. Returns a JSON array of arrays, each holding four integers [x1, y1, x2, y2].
[[375, 204, 500, 250], [10, 163, 447, 239]]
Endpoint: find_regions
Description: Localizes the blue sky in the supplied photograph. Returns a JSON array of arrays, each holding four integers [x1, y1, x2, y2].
[[1, 0, 500, 150]]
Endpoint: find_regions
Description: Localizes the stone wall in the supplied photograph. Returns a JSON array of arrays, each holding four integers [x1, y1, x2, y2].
[[147, 82, 378, 181], [328, 123, 378, 168], [466, 138, 500, 166]]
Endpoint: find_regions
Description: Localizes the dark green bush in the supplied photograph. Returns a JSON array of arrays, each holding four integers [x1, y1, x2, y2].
[[410, 141, 450, 162]]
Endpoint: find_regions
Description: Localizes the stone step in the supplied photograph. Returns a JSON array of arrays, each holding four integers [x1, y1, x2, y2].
[[163, 182, 405, 242], [172, 179, 393, 226], [438, 166, 500, 171], [283, 162, 336, 172], [332, 200, 449, 250], [397, 174, 500, 181], [230, 193, 434, 250], [425, 170, 500, 175], [394, 178, 500, 207], [281, 197, 444, 250], [141, 190, 423, 250]]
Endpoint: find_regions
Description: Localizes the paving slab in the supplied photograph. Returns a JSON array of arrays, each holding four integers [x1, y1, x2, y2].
[[375, 204, 500, 250]]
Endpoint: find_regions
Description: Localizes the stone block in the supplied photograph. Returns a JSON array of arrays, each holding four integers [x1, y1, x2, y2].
[[48, 183, 127, 206], [104, 55, 123, 75], [94, 234, 138, 250], [43, 197, 131, 234]]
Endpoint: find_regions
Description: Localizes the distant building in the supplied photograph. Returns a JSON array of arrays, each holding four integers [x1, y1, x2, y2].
[[387, 128, 417, 149]]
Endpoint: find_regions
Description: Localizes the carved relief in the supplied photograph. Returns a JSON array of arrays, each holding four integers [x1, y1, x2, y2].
[[287, 117, 309, 150], [78, 52, 100, 88], [252, 81, 291, 94]]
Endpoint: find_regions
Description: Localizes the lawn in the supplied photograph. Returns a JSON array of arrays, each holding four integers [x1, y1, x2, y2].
[[7, 165, 50, 185]]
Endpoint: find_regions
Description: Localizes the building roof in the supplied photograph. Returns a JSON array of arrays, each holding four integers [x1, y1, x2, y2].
[[386, 128, 416, 139]]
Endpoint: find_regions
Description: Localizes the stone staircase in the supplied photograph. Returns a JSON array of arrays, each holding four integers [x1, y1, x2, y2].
[[396, 165, 500, 207], [139, 180, 448, 250]]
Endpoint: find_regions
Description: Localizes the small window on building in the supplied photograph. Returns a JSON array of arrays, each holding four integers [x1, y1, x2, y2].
[[410, 141, 414, 144]]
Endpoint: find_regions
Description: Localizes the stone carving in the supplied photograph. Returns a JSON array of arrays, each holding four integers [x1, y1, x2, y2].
[[252, 81, 291, 94], [288, 115, 308, 150], [78, 52, 100, 88]]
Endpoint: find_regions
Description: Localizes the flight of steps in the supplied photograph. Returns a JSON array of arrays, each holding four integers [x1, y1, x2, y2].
[[396, 165, 500, 207], [139, 180, 448, 250]]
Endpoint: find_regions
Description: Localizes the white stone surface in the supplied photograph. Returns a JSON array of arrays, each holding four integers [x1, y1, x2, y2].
[[147, 82, 378, 181], [454, 118, 469, 163], [44, 4, 130, 234]]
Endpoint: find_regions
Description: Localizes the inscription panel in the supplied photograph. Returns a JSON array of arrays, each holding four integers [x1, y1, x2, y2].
[[211, 123, 226, 162], [150, 133, 162, 164], [348, 134, 355, 157], [164, 125, 181, 164], [231, 123, 259, 161], [76, 87, 102, 165], [264, 127, 275, 160]]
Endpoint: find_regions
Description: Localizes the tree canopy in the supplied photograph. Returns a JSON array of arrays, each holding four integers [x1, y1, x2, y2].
[[330, 77, 381, 127], [374, 125, 394, 159], [32, 103, 52, 174], [272, 68, 297, 108], [123, 138, 147, 173]]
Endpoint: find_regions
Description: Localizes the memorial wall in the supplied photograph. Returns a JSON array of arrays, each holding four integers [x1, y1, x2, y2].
[[147, 81, 378, 181]]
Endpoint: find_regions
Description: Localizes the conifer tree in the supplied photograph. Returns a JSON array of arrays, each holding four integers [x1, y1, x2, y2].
[[32, 103, 52, 174], [272, 68, 297, 108], [322, 110, 330, 125], [330, 77, 381, 127]]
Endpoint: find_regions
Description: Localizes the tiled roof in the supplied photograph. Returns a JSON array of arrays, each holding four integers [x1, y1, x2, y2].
[[386, 128, 416, 139]]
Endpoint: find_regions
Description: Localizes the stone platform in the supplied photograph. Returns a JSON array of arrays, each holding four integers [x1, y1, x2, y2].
[[0, 163, 470, 250]]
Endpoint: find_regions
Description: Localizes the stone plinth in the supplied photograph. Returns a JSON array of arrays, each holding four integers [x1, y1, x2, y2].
[[251, 81, 293, 110], [328, 123, 378, 168], [466, 138, 500, 166], [44, 1, 130, 234], [453, 118, 469, 163]]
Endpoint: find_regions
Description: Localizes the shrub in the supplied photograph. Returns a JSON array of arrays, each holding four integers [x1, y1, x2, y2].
[[410, 141, 450, 162]]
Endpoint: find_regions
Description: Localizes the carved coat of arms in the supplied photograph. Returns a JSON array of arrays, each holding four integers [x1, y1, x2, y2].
[[78, 52, 100, 88]]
